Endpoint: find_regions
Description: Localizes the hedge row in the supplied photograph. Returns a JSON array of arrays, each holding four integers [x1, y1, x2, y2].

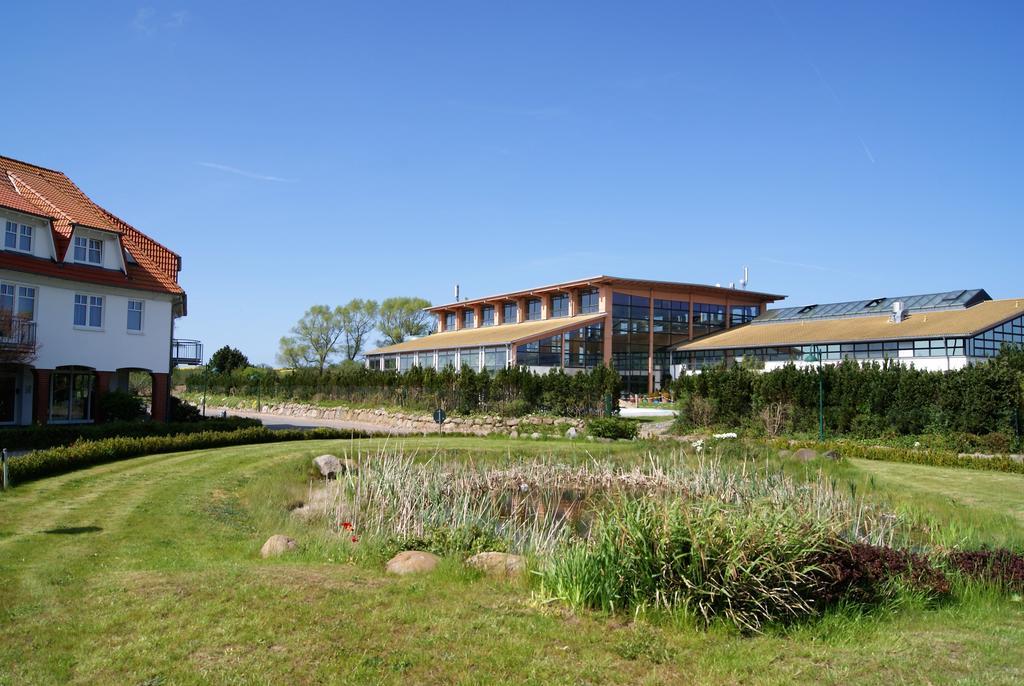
[[675, 350, 1024, 441], [0, 416, 262, 452], [181, 363, 623, 418], [5, 427, 380, 484]]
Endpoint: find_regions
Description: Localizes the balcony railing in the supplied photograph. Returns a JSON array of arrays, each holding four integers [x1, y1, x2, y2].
[[0, 313, 36, 349], [171, 339, 203, 367]]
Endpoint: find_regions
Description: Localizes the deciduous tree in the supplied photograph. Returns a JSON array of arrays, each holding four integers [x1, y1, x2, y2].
[[377, 296, 432, 346], [277, 305, 345, 375], [339, 299, 379, 360]]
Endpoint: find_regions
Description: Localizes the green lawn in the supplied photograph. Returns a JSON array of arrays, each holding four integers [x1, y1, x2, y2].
[[1, 437, 1022, 685]]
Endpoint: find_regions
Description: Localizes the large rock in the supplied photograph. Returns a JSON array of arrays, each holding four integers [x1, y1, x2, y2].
[[260, 534, 297, 558], [385, 550, 441, 575], [467, 552, 527, 578], [565, 427, 578, 439], [793, 448, 819, 462], [313, 454, 343, 479]]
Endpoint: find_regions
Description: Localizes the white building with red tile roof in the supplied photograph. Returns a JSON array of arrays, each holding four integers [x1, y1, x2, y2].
[[0, 154, 197, 425]]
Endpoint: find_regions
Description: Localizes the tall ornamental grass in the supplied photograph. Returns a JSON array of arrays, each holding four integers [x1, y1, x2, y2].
[[538, 498, 839, 633]]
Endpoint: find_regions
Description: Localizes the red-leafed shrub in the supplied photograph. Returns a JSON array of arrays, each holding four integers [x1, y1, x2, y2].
[[817, 542, 951, 606], [947, 549, 1024, 592]]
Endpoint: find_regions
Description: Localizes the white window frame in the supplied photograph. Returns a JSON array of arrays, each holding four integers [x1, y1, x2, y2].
[[127, 299, 144, 333], [1, 281, 36, 321], [73, 236, 103, 265], [73, 293, 104, 330], [4, 221, 33, 254]]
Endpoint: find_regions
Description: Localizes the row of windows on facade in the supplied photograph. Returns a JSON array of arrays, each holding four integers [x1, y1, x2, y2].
[[441, 288, 601, 330], [368, 323, 607, 373], [0, 282, 144, 331], [674, 316, 1024, 369], [367, 346, 509, 373], [5, 221, 105, 265]]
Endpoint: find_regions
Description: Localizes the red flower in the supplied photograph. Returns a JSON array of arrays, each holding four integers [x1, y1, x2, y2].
[[351, 536, 359, 543], [341, 521, 352, 530]]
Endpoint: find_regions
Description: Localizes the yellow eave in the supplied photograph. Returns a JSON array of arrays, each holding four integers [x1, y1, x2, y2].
[[366, 312, 606, 355], [676, 299, 1024, 351]]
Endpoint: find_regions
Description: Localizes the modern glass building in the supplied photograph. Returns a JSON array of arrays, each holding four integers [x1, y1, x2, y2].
[[673, 289, 1024, 373], [364, 276, 782, 393]]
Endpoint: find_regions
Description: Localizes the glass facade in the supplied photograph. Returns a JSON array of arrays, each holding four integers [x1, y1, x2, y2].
[[399, 354, 415, 372], [444, 312, 456, 331], [483, 346, 508, 371], [525, 298, 542, 321], [968, 314, 1024, 357], [516, 335, 562, 367], [730, 305, 759, 326], [437, 350, 457, 369], [503, 301, 518, 324], [550, 293, 569, 318], [579, 288, 599, 314], [481, 305, 495, 326], [460, 348, 481, 371], [692, 303, 726, 339], [674, 337, 980, 371], [417, 351, 435, 369], [462, 309, 475, 329], [611, 293, 650, 394], [564, 324, 604, 368]]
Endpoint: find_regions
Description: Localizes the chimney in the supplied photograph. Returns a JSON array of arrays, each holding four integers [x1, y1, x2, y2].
[[890, 300, 906, 323]]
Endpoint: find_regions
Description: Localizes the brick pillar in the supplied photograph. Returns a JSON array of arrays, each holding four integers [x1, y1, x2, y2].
[[94, 371, 114, 422], [151, 372, 169, 423], [32, 368, 52, 425]]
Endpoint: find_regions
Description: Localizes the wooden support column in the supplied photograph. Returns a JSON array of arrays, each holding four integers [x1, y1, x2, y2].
[[32, 368, 51, 425], [151, 373, 169, 423], [94, 371, 114, 422]]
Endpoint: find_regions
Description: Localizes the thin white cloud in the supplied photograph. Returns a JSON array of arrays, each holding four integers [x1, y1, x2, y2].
[[132, 7, 155, 34], [760, 257, 865, 279], [133, 7, 188, 35], [197, 162, 297, 183], [166, 10, 189, 29]]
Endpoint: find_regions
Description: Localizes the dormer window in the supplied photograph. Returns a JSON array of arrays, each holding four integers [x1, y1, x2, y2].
[[74, 236, 103, 265], [5, 221, 32, 253]]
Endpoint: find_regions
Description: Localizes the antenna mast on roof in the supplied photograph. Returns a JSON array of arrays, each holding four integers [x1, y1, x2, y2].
[[454, 284, 460, 302], [741, 266, 749, 290]]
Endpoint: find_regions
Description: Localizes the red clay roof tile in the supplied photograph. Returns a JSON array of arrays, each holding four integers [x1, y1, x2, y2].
[[0, 154, 183, 296]]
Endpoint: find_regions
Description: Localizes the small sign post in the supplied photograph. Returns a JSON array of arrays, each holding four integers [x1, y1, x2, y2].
[[2, 448, 8, 491], [433, 408, 446, 434]]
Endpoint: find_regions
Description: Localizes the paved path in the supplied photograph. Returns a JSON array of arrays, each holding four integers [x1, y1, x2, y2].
[[210, 406, 420, 435]]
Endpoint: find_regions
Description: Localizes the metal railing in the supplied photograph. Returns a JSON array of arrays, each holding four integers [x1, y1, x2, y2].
[[171, 339, 203, 366], [0, 314, 36, 349]]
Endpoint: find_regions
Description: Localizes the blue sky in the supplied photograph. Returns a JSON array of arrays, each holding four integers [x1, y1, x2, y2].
[[5, 1, 1021, 365]]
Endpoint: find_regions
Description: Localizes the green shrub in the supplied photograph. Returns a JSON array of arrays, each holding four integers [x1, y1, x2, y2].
[[98, 391, 147, 422], [184, 361, 622, 418], [587, 417, 639, 440], [384, 524, 509, 559], [169, 395, 203, 423], [5, 426, 380, 484], [0, 416, 261, 451]]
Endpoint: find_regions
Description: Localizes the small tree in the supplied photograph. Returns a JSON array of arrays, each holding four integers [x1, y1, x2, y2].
[[208, 345, 250, 374], [377, 296, 432, 346], [277, 305, 345, 375]]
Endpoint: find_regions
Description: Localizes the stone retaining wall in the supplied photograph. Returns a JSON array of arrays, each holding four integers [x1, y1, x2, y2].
[[247, 402, 585, 437]]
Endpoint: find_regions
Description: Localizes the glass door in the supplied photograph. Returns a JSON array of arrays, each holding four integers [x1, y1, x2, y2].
[[0, 373, 16, 424]]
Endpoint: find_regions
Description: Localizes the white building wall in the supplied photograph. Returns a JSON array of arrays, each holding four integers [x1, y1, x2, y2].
[[1, 269, 175, 373]]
